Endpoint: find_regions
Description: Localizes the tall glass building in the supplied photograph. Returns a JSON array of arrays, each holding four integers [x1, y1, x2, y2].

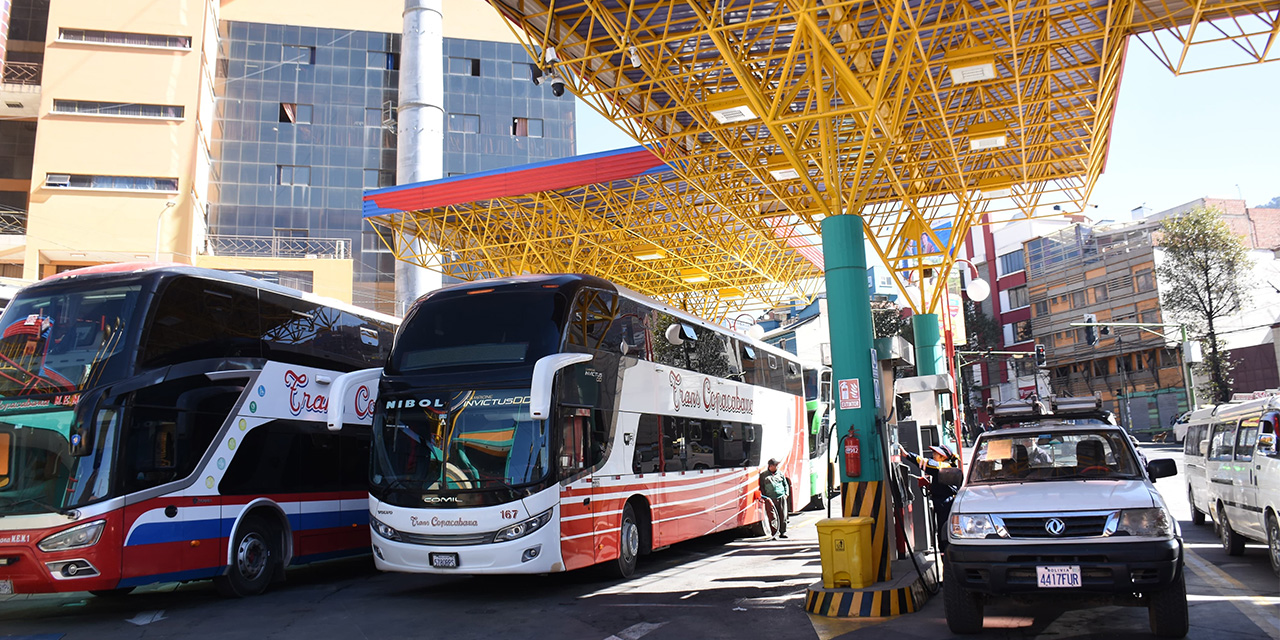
[[211, 20, 575, 312]]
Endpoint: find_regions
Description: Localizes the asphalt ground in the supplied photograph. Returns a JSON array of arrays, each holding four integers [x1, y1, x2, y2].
[[1, 443, 1276, 639]]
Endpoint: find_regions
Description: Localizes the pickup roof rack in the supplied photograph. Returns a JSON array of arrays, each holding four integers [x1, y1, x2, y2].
[[989, 395, 1116, 427]]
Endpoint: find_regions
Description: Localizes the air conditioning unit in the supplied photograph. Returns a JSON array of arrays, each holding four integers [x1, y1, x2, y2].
[[46, 174, 71, 187]]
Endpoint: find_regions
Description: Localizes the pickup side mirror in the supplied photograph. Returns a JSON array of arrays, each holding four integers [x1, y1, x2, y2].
[[1146, 458, 1177, 480]]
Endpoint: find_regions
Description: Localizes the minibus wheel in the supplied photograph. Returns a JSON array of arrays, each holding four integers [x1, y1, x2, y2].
[[1216, 504, 1246, 556], [1189, 489, 1205, 525], [1267, 513, 1280, 577]]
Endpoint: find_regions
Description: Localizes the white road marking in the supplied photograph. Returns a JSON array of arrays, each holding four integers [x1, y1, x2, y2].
[[126, 610, 167, 626], [1183, 549, 1280, 637], [602, 621, 667, 640]]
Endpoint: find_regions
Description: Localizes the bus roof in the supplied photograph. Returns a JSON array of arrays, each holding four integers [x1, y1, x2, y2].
[[31, 262, 399, 325]]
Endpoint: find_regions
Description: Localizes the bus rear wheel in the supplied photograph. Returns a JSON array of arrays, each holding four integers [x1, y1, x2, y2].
[[610, 503, 640, 579], [215, 516, 280, 597]]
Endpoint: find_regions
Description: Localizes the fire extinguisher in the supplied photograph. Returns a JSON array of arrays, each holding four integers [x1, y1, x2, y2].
[[843, 431, 861, 478]]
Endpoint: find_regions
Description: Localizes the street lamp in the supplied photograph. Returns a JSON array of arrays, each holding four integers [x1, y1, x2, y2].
[[154, 201, 176, 262], [954, 257, 989, 302]]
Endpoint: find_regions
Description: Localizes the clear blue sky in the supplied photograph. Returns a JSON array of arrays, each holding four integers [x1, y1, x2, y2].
[[575, 43, 1280, 212]]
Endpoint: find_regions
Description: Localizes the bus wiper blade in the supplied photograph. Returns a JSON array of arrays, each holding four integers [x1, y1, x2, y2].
[[0, 497, 74, 518]]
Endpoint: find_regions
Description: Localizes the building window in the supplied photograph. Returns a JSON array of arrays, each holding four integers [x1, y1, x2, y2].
[[1092, 284, 1108, 303], [52, 99, 183, 119], [1014, 358, 1037, 378], [447, 57, 480, 76], [279, 103, 312, 124], [448, 113, 479, 133], [1093, 359, 1110, 376], [363, 169, 394, 189], [58, 28, 191, 50], [45, 173, 178, 192], [512, 62, 533, 79], [1003, 320, 1033, 344], [996, 249, 1024, 277], [367, 51, 399, 70], [277, 165, 310, 186], [283, 45, 316, 64], [1006, 285, 1029, 309], [1159, 348, 1180, 368], [1070, 290, 1085, 309], [1033, 300, 1048, 317], [1135, 269, 1155, 292], [512, 117, 543, 137]]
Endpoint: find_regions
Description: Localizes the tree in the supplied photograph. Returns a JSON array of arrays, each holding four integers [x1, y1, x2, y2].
[[1156, 205, 1253, 403], [1259, 195, 1280, 209], [963, 300, 1000, 350]]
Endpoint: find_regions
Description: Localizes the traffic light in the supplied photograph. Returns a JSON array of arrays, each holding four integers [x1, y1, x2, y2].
[[1083, 313, 1098, 346], [1034, 344, 1047, 367]]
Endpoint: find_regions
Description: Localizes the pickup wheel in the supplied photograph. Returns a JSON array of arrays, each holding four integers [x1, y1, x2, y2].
[[1147, 568, 1189, 638], [942, 560, 984, 634], [1189, 489, 1205, 525], [1216, 504, 1246, 556]]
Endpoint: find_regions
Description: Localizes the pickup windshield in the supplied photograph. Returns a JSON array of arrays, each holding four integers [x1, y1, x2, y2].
[[967, 430, 1141, 484]]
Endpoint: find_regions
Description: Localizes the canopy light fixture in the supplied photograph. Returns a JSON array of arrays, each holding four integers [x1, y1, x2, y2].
[[976, 176, 1016, 199], [945, 46, 997, 84], [631, 245, 668, 261], [706, 89, 758, 124], [680, 268, 710, 283], [719, 287, 744, 299], [967, 120, 1008, 151], [769, 167, 801, 181]]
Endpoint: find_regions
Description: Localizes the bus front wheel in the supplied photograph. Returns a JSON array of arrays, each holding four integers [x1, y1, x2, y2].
[[610, 503, 640, 579], [215, 515, 280, 597]]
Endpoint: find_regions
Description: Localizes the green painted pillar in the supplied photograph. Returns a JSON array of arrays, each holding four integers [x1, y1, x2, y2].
[[912, 313, 944, 376], [821, 214, 881, 483]]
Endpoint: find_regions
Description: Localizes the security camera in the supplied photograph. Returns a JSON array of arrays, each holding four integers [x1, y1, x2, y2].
[[550, 75, 565, 97], [530, 64, 544, 85], [543, 46, 559, 65]]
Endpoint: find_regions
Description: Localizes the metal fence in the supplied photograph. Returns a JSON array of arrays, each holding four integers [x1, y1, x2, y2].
[[0, 211, 26, 235], [3, 61, 41, 86], [206, 235, 350, 259]]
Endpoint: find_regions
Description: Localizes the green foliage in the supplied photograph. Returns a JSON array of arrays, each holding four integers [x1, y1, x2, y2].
[[1194, 336, 1235, 405], [963, 300, 1000, 350], [1156, 205, 1253, 403], [1259, 195, 1280, 209], [871, 301, 911, 340]]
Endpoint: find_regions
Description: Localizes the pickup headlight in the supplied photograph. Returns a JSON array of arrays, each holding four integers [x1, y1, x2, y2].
[[493, 509, 553, 543], [1116, 508, 1174, 537], [370, 516, 401, 542], [38, 520, 105, 552], [950, 513, 1005, 539]]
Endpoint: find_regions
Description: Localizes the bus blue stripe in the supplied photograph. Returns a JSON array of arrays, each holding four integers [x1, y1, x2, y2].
[[126, 510, 369, 546], [117, 565, 224, 587]]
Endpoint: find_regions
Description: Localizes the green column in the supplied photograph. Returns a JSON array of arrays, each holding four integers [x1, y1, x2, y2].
[[821, 214, 881, 483], [912, 313, 944, 376]]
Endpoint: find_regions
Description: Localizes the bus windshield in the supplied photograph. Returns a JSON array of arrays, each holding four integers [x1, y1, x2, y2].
[[372, 389, 549, 492], [390, 291, 566, 373], [0, 283, 142, 397], [967, 430, 1142, 484]]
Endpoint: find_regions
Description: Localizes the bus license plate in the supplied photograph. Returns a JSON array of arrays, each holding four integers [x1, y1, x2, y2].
[[1037, 566, 1081, 588], [430, 553, 459, 569], [0, 579, 13, 595]]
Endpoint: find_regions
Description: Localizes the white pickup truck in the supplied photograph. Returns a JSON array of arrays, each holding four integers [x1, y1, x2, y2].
[[943, 422, 1187, 637]]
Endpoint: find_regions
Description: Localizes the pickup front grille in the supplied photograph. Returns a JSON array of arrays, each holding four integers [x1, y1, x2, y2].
[[997, 512, 1115, 539]]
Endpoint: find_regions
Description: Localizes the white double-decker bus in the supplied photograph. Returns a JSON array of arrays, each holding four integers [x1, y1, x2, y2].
[[330, 274, 807, 577]]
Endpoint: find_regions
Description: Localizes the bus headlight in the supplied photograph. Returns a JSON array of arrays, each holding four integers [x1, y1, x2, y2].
[[1116, 508, 1174, 537], [38, 520, 106, 552], [950, 514, 1005, 539], [493, 509, 553, 543], [370, 516, 401, 542]]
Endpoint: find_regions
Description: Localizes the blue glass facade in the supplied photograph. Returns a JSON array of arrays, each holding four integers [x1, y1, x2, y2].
[[211, 22, 575, 312]]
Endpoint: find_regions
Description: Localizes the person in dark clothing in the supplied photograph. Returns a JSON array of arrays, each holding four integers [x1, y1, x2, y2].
[[897, 443, 961, 550], [759, 458, 791, 539]]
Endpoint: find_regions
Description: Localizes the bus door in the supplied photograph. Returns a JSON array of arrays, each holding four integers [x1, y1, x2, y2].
[[557, 405, 606, 569]]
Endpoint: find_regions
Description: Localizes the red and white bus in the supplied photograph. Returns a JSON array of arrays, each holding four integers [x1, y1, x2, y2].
[[329, 274, 807, 577], [0, 264, 396, 597]]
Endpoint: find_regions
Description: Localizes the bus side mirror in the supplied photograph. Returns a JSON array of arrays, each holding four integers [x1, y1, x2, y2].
[[326, 367, 383, 431], [70, 388, 110, 457], [531, 353, 593, 420]]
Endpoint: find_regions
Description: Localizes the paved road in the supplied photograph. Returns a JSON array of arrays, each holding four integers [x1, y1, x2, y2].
[[2, 443, 1277, 639]]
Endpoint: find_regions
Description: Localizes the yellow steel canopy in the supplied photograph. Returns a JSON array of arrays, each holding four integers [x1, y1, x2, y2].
[[367, 0, 1278, 316]]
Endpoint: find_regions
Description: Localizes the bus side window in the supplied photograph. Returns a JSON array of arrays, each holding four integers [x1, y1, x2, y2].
[[739, 343, 758, 385], [633, 414, 662, 474], [662, 416, 686, 472], [121, 382, 241, 493], [139, 278, 259, 368], [1182, 425, 1201, 457], [558, 409, 587, 479]]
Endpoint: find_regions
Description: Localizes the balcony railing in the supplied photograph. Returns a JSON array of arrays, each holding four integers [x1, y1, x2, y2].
[[206, 235, 350, 259], [3, 61, 42, 86]]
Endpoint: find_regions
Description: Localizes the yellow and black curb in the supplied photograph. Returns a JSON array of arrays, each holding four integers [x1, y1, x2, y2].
[[804, 555, 936, 618]]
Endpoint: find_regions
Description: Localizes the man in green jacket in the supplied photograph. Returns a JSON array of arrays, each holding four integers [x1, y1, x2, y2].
[[759, 458, 791, 539]]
